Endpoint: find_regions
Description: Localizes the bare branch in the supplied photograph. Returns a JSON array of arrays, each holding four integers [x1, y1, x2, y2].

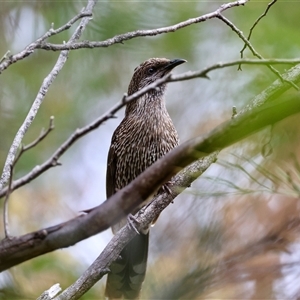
[[55, 95, 300, 298], [37, 284, 62, 300], [13, 116, 55, 167], [216, 14, 299, 90], [1, 79, 300, 272], [169, 58, 300, 82], [0, 152, 217, 272], [0, 11, 92, 74], [53, 154, 218, 299], [3, 164, 13, 238], [0, 0, 97, 191], [0, 50, 10, 64], [2, 90, 54, 241], [240, 0, 278, 58], [38, 0, 249, 52], [0, 58, 299, 199]]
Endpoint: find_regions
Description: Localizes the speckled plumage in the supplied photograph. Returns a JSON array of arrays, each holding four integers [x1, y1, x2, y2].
[[105, 58, 186, 299], [109, 95, 179, 198]]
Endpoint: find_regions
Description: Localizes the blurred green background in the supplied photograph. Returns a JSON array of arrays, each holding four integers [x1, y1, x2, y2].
[[1, 1, 300, 299]]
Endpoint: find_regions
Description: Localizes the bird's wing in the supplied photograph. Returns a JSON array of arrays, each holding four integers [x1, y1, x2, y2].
[[106, 143, 117, 198]]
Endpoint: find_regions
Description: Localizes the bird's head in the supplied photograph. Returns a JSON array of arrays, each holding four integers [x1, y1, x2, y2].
[[128, 58, 186, 96]]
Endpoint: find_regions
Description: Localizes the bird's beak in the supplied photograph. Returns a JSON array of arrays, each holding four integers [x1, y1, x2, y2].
[[164, 58, 187, 71]]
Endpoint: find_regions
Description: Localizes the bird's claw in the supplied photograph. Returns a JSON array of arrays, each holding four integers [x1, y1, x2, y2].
[[127, 214, 140, 235], [162, 183, 172, 194], [160, 180, 174, 196]]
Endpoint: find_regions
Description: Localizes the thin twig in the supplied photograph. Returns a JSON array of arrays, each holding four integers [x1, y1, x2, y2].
[[2, 109, 54, 240], [217, 158, 271, 190], [1, 57, 300, 198], [261, 125, 274, 158], [286, 171, 300, 196], [3, 164, 13, 238], [232, 154, 289, 191], [169, 58, 300, 82], [204, 175, 253, 194], [240, 0, 278, 59], [37, 284, 62, 300], [13, 116, 55, 167], [38, 0, 249, 52], [0, 1, 97, 192], [0, 11, 92, 74], [0, 50, 10, 64], [216, 14, 299, 91]]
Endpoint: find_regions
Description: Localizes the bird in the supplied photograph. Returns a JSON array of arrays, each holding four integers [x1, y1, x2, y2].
[[105, 57, 186, 299]]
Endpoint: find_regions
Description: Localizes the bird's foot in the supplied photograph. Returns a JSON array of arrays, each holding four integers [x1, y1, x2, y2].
[[161, 182, 172, 194], [160, 180, 175, 202], [127, 214, 141, 235], [127, 213, 150, 235]]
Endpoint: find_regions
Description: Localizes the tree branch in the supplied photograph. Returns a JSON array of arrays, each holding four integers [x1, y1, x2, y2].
[[54, 96, 300, 299], [169, 58, 300, 82], [53, 154, 219, 300], [13, 116, 55, 167], [1, 58, 299, 199], [37, 284, 62, 300], [3, 164, 13, 238], [240, 0, 278, 58], [0, 10, 92, 74], [0, 0, 97, 191], [1, 64, 300, 271], [38, 0, 249, 52], [216, 14, 299, 90]]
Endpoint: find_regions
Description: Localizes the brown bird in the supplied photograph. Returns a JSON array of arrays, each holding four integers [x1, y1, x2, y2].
[[105, 57, 186, 299]]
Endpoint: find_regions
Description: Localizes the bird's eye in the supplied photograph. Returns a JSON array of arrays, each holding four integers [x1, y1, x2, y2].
[[148, 67, 155, 75]]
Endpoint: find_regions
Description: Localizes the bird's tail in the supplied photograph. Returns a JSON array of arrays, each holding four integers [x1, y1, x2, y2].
[[105, 233, 149, 299]]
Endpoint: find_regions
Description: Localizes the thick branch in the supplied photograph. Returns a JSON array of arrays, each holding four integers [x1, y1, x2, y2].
[[1, 58, 299, 199], [54, 154, 218, 300], [1, 88, 300, 272], [54, 96, 300, 299]]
